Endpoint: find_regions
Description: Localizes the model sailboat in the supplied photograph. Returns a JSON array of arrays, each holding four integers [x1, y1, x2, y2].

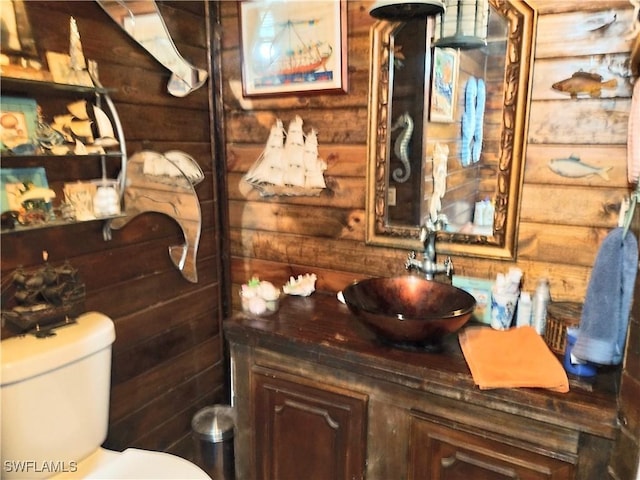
[[244, 116, 327, 196]]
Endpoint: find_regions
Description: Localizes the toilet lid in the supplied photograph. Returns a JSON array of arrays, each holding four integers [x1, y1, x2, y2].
[[84, 448, 211, 479]]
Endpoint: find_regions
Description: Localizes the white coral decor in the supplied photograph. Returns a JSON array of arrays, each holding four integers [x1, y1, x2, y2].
[[258, 281, 280, 301], [240, 277, 280, 315], [283, 273, 317, 296]]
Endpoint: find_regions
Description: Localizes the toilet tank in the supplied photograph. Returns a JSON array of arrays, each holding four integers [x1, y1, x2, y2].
[[1, 312, 116, 479]]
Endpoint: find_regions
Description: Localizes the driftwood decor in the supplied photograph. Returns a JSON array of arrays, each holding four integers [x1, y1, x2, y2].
[[109, 151, 203, 283]]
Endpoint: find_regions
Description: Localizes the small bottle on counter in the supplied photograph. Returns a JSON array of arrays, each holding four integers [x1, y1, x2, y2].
[[483, 200, 495, 227], [516, 291, 532, 327], [532, 278, 551, 335], [474, 201, 486, 226]]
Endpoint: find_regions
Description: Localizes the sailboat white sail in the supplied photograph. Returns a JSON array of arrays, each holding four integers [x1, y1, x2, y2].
[[244, 119, 286, 186], [304, 129, 327, 189], [282, 116, 306, 187], [243, 116, 327, 197]]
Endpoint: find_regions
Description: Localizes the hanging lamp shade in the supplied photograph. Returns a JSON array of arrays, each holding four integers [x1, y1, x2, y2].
[[435, 0, 489, 49], [369, 0, 445, 20]]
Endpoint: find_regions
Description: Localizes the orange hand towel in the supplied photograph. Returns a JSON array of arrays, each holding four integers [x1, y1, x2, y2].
[[459, 326, 569, 393]]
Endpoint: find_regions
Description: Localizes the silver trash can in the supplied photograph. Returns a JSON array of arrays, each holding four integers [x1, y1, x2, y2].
[[192, 405, 235, 480]]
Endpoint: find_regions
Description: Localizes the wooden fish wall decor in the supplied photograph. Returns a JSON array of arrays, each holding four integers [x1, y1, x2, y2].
[[551, 71, 617, 99], [582, 10, 617, 32], [548, 154, 612, 180]]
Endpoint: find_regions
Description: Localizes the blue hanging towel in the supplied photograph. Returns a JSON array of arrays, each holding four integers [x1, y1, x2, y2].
[[573, 227, 638, 365], [473, 78, 486, 163], [460, 77, 477, 167]]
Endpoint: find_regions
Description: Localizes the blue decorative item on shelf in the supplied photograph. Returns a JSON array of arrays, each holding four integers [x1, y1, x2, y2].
[[563, 328, 597, 378]]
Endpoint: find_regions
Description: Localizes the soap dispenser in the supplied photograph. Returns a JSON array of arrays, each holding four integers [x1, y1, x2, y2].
[[516, 291, 532, 327], [532, 278, 550, 335]]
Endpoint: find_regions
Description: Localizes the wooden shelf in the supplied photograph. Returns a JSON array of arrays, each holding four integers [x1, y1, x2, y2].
[[1, 152, 123, 161], [1, 214, 126, 235], [0, 77, 112, 96], [0, 75, 128, 242]]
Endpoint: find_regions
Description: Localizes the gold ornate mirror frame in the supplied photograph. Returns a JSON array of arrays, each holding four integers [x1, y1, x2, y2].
[[366, 0, 536, 259]]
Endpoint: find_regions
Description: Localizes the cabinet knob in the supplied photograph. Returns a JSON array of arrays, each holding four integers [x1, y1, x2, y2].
[[441, 455, 457, 468], [618, 412, 628, 427], [440, 451, 519, 478]]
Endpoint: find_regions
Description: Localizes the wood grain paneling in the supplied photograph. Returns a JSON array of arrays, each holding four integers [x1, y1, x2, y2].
[[223, 0, 634, 307], [1, 1, 227, 460]]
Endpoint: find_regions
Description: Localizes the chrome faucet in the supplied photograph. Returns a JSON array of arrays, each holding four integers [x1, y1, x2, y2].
[[405, 216, 453, 281]]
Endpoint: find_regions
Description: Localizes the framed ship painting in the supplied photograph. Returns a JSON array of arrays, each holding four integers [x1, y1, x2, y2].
[[239, 0, 348, 97]]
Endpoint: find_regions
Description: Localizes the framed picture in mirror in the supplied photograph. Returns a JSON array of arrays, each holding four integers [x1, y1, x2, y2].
[[430, 47, 459, 123], [239, 0, 348, 96]]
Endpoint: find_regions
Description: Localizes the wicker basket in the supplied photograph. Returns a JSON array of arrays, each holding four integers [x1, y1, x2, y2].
[[543, 302, 582, 355]]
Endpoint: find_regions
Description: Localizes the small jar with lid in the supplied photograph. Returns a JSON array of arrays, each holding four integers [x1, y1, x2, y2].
[[92, 179, 121, 217]]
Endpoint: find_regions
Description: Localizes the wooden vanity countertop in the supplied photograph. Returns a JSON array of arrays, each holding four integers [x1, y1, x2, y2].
[[224, 292, 619, 440]]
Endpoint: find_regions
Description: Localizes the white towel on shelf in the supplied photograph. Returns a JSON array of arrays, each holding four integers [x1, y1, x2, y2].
[[628, 79, 640, 184]]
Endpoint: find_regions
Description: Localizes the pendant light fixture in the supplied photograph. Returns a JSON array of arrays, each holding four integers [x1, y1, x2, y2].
[[369, 0, 445, 20], [435, 0, 489, 49]]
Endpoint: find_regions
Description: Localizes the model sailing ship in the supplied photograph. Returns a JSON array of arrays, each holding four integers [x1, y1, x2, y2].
[[1, 253, 85, 332], [244, 116, 327, 197]]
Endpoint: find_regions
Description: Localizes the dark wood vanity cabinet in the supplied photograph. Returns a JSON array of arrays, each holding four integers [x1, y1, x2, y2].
[[409, 412, 574, 479], [252, 368, 368, 480], [225, 294, 618, 480]]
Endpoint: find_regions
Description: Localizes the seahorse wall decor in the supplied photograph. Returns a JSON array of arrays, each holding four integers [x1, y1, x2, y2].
[[390, 111, 414, 183], [109, 151, 203, 283]]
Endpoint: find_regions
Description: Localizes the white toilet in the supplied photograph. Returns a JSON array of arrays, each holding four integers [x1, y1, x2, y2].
[[1, 311, 211, 479]]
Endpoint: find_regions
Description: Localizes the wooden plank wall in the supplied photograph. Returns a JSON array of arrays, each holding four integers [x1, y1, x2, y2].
[[1, 1, 226, 461], [222, 0, 636, 305]]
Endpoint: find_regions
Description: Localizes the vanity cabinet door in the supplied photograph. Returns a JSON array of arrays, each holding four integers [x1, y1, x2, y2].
[[252, 369, 367, 480], [409, 414, 574, 480]]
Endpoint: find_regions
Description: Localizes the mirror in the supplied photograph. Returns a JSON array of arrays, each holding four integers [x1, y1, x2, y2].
[[366, 0, 535, 259], [96, 0, 208, 97]]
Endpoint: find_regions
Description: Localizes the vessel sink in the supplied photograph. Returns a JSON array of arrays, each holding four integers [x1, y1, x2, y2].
[[342, 275, 476, 349]]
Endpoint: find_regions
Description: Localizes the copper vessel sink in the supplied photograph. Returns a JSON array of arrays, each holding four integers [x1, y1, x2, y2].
[[342, 275, 476, 349]]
